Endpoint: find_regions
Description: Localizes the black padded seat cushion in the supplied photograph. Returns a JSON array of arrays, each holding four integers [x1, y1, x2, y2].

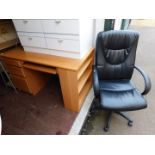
[[99, 80, 147, 111], [100, 80, 135, 91]]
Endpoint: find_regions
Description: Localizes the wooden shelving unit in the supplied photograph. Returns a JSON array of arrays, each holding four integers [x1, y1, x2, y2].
[[77, 57, 93, 80], [78, 76, 92, 106], [76, 51, 93, 110], [78, 69, 92, 93]]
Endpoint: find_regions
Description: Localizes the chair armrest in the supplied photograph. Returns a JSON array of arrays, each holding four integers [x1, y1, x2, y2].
[[93, 66, 100, 98], [134, 66, 151, 95]]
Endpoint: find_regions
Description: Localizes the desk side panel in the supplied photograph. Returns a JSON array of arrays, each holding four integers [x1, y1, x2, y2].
[[57, 50, 93, 112], [57, 68, 79, 112]]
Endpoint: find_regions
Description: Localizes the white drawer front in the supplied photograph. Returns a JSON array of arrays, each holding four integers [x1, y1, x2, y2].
[[18, 35, 46, 48], [13, 20, 43, 33], [45, 33, 79, 40], [46, 38, 79, 52], [42, 20, 79, 34]]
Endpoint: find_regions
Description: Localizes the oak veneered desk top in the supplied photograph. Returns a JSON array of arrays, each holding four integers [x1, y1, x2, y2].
[[0, 47, 94, 112], [0, 47, 94, 71]]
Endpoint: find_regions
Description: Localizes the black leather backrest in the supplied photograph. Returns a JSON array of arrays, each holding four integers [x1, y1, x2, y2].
[[95, 30, 139, 80]]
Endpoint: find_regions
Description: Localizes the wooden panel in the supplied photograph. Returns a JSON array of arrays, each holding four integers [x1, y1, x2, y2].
[[23, 63, 56, 74], [77, 56, 93, 80], [0, 47, 94, 71], [78, 69, 92, 93], [10, 68, 50, 95], [24, 68, 50, 95], [57, 68, 79, 112], [11, 74, 30, 93], [0, 39, 18, 50], [78, 76, 92, 107], [4, 64, 26, 77], [54, 49, 93, 112], [2, 58, 23, 67]]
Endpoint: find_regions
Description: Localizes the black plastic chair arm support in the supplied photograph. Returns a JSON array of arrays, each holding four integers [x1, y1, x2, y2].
[[93, 66, 100, 98], [134, 66, 151, 95]]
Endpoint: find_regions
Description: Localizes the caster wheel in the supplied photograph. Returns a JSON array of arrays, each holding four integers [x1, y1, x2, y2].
[[103, 127, 109, 132], [128, 121, 133, 127]]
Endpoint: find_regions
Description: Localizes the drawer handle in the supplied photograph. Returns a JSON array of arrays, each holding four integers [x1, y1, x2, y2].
[[23, 20, 28, 24], [55, 20, 61, 24], [28, 37, 32, 40], [57, 39, 63, 43]]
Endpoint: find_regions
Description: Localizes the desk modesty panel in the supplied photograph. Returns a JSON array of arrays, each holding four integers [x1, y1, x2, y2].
[[0, 47, 94, 112]]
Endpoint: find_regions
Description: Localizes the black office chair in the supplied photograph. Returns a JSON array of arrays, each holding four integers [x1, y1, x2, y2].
[[93, 30, 151, 132]]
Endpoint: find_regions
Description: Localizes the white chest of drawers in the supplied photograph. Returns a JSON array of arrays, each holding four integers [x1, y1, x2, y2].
[[13, 19, 94, 59]]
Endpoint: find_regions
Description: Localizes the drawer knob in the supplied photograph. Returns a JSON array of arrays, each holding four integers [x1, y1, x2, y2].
[[23, 20, 28, 24], [55, 20, 61, 24], [28, 37, 32, 40], [57, 39, 63, 43]]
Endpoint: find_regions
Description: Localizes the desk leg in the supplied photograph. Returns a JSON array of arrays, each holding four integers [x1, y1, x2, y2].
[[57, 68, 79, 112]]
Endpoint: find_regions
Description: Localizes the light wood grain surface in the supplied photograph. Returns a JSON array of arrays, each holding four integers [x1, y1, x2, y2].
[[0, 47, 94, 71], [0, 47, 94, 112]]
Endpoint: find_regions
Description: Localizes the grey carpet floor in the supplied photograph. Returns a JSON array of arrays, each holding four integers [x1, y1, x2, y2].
[[81, 23, 155, 135]]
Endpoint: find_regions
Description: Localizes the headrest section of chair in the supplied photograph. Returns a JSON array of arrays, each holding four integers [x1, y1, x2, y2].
[[97, 30, 139, 65], [99, 30, 139, 50]]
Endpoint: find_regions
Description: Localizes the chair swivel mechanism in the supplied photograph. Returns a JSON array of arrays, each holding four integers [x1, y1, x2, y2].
[[93, 30, 151, 132]]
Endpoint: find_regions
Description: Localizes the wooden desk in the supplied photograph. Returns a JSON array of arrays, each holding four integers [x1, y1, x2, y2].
[[0, 47, 94, 112]]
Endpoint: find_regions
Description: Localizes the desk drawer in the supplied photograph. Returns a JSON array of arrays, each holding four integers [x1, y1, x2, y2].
[[11, 75, 30, 93], [3, 58, 23, 67], [13, 20, 43, 33], [4, 64, 26, 77], [42, 20, 79, 34], [18, 34, 46, 48], [46, 37, 79, 52]]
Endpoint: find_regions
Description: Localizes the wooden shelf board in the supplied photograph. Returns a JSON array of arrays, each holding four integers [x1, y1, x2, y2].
[[77, 57, 93, 80], [23, 63, 56, 74], [78, 68, 92, 94], [78, 77, 92, 107]]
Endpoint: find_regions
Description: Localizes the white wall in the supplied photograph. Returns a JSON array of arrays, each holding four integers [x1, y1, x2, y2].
[[79, 19, 94, 58], [93, 19, 105, 47]]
